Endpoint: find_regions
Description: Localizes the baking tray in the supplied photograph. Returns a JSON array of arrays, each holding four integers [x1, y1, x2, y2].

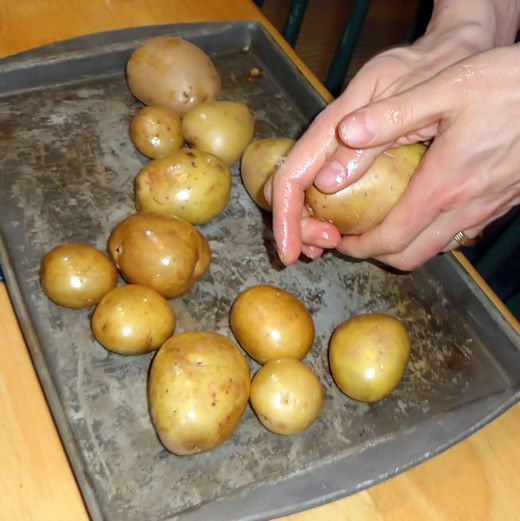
[[0, 22, 519, 521]]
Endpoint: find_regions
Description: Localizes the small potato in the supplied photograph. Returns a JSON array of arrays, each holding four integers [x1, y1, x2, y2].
[[107, 212, 211, 299], [250, 358, 323, 435], [305, 143, 427, 234], [182, 100, 255, 165], [230, 284, 314, 365], [126, 35, 221, 117], [148, 331, 251, 455], [91, 284, 176, 355], [40, 243, 117, 308], [135, 148, 231, 224], [130, 105, 184, 159], [240, 137, 295, 210], [329, 313, 411, 402]]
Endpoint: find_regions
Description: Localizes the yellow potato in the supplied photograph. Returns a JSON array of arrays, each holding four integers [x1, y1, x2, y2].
[[91, 284, 176, 355], [250, 358, 323, 435], [107, 212, 211, 299], [40, 242, 118, 308], [240, 137, 295, 210], [129, 105, 184, 159], [135, 148, 231, 224], [305, 143, 427, 234], [126, 35, 221, 117], [148, 331, 251, 455], [182, 100, 255, 165], [328, 313, 411, 402], [229, 284, 314, 365]]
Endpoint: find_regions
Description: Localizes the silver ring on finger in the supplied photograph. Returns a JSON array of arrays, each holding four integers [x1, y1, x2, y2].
[[453, 230, 479, 247]]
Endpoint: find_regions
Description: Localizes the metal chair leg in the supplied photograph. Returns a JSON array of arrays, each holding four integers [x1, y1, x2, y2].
[[282, 0, 309, 47], [324, 0, 370, 97]]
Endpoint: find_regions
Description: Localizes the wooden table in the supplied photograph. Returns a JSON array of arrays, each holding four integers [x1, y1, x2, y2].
[[1, 1, 519, 520]]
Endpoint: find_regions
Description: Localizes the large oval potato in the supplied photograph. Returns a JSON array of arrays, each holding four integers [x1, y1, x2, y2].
[[305, 143, 427, 234], [135, 148, 231, 224], [250, 358, 323, 435], [329, 313, 411, 402], [91, 284, 176, 355], [40, 242, 118, 308], [126, 35, 222, 117], [148, 331, 251, 455], [107, 212, 211, 299], [230, 284, 315, 365], [240, 137, 295, 210], [182, 100, 255, 165], [129, 105, 184, 159]]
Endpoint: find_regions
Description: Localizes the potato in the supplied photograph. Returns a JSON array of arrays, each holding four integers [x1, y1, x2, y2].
[[305, 143, 427, 234], [135, 148, 231, 224], [182, 100, 255, 165], [148, 331, 251, 455], [328, 313, 411, 402], [107, 212, 211, 299], [229, 284, 314, 365], [250, 358, 322, 435], [91, 284, 176, 355], [240, 137, 295, 210], [129, 105, 184, 159], [40, 243, 117, 308], [126, 35, 222, 117]]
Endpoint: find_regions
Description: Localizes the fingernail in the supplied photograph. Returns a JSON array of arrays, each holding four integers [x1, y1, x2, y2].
[[339, 111, 377, 145], [315, 160, 347, 192]]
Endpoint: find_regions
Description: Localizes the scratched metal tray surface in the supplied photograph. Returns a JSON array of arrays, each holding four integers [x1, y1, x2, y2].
[[0, 22, 519, 521]]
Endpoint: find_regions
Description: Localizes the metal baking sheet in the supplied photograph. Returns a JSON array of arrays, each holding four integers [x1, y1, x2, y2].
[[0, 22, 519, 521]]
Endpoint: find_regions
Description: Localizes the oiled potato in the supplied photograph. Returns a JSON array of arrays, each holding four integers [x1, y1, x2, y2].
[[40, 243, 117, 308], [107, 212, 211, 299], [135, 148, 231, 224], [149, 331, 251, 455], [305, 143, 427, 234], [250, 358, 323, 435], [91, 284, 176, 355], [130, 105, 184, 159], [240, 137, 295, 210], [126, 35, 222, 117], [182, 100, 255, 165], [230, 284, 314, 365], [329, 313, 411, 402]]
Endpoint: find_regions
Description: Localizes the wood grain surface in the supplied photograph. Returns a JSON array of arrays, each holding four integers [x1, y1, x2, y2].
[[0, 1, 518, 520]]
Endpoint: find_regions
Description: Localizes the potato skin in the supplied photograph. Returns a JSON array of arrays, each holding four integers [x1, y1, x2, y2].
[[126, 36, 222, 117], [40, 243, 118, 308], [305, 143, 427, 234], [148, 331, 251, 455], [129, 105, 184, 159], [240, 137, 295, 210], [91, 284, 176, 355], [135, 148, 231, 224], [328, 313, 411, 402], [182, 101, 255, 166], [230, 284, 314, 365], [107, 212, 211, 299], [250, 358, 323, 435]]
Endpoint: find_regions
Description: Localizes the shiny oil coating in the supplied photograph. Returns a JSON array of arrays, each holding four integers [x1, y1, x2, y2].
[[135, 148, 231, 224], [40, 242, 118, 308], [230, 284, 315, 364], [107, 212, 211, 298], [148, 331, 251, 455], [91, 284, 176, 355]]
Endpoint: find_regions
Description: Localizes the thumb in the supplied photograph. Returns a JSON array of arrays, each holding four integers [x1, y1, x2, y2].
[[338, 83, 447, 148]]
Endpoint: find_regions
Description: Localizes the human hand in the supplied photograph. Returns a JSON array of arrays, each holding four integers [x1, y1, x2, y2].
[[335, 45, 520, 270], [267, 23, 496, 266]]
